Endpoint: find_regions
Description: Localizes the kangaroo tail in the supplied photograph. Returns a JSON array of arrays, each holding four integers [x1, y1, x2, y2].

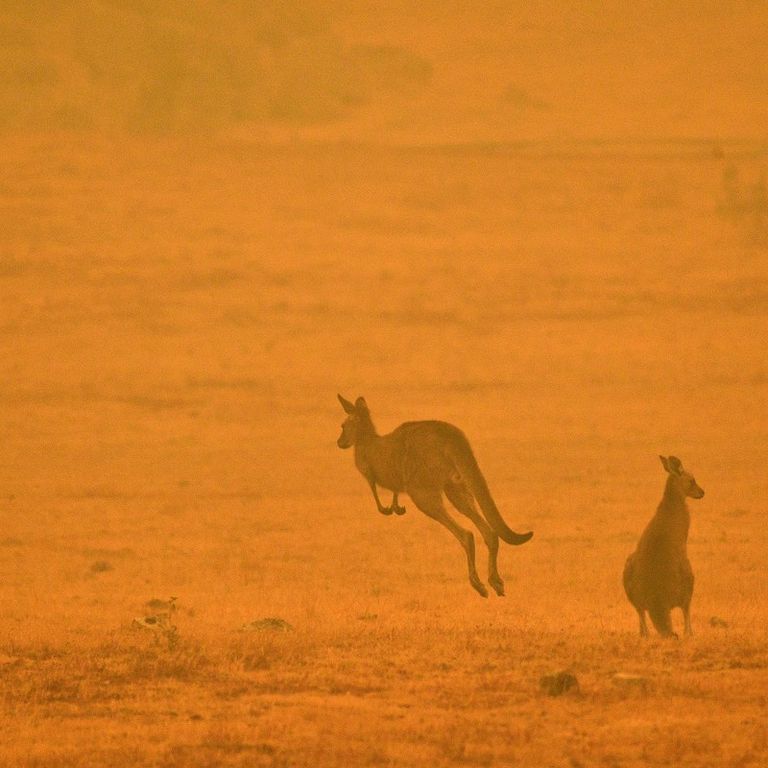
[[448, 441, 533, 546], [648, 606, 675, 637]]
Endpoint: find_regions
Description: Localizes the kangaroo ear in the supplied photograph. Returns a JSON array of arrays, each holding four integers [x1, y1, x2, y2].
[[659, 455, 670, 472], [354, 396, 368, 412], [667, 456, 683, 474], [338, 394, 356, 414]]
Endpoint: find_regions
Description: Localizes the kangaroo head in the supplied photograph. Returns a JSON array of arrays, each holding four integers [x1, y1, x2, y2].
[[337, 394, 370, 449], [659, 455, 705, 499]]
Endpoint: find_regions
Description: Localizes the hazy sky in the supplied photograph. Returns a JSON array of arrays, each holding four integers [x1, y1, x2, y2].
[[2, 1, 766, 140]]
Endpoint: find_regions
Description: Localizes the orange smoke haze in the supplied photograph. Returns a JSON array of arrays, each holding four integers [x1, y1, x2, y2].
[[1, 3, 767, 767], [2, 1, 767, 141]]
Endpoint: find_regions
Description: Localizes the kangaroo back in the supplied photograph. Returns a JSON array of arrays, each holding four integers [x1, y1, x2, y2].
[[446, 439, 533, 545]]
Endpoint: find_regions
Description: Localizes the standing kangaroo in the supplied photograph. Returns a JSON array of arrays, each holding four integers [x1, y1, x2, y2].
[[623, 455, 705, 637], [336, 395, 533, 597]]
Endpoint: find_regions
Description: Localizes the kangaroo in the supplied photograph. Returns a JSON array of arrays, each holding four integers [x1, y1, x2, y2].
[[623, 455, 705, 638], [337, 395, 533, 597]]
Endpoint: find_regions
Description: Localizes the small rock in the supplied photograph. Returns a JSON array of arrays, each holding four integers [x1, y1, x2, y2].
[[132, 615, 160, 629], [90, 561, 113, 573], [540, 671, 580, 696], [612, 673, 649, 691], [709, 616, 728, 628], [357, 613, 378, 622], [240, 617, 294, 633], [132, 613, 175, 633]]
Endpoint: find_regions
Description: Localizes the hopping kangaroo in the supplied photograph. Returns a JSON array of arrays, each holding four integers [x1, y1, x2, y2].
[[623, 455, 705, 638], [336, 395, 533, 597]]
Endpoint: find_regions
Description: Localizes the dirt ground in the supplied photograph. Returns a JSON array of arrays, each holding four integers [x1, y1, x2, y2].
[[1, 133, 767, 766]]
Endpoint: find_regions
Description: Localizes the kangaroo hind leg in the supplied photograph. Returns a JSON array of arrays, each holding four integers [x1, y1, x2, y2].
[[445, 481, 504, 596], [636, 608, 649, 638], [682, 605, 693, 637], [409, 487, 488, 598]]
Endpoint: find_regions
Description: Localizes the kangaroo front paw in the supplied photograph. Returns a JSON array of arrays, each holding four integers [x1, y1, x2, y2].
[[489, 575, 505, 596], [392, 504, 406, 516], [471, 578, 489, 598], [378, 506, 394, 516]]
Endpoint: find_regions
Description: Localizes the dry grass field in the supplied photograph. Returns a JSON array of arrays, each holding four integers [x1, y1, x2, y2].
[[2, 3, 768, 766], [1, 135, 767, 767]]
